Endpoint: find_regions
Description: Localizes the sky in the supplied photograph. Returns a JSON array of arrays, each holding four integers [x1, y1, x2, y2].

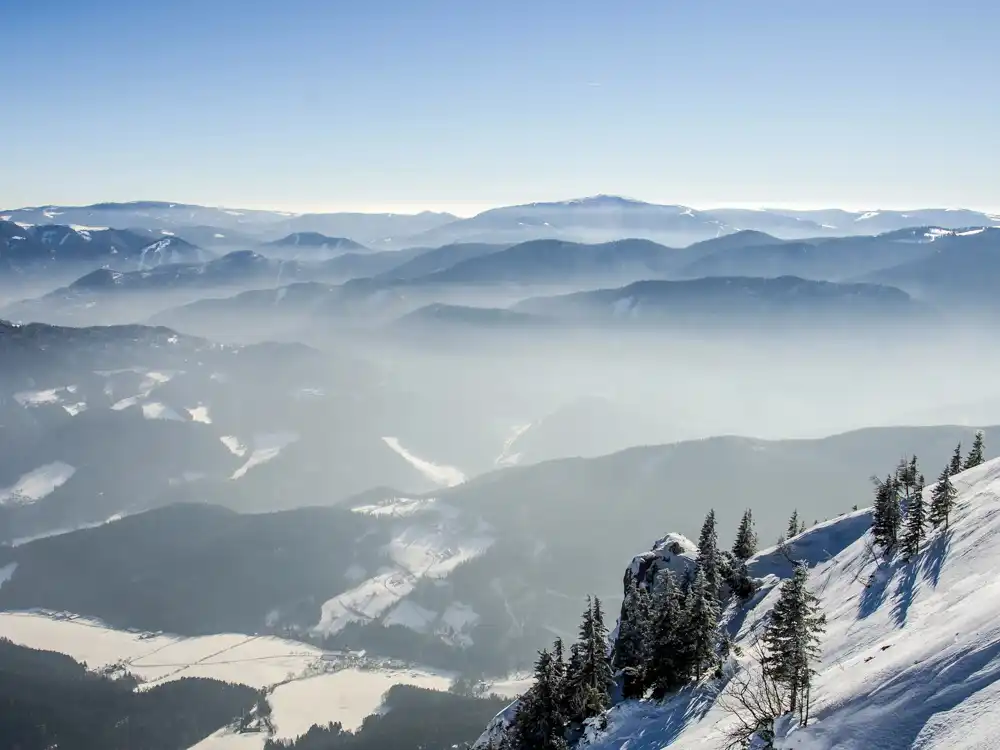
[[4, 0, 999, 215]]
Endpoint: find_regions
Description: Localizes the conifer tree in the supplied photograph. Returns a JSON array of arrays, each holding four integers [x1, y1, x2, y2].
[[950, 442, 964, 475], [560, 642, 583, 722], [902, 474, 926, 559], [647, 569, 686, 698], [732, 509, 758, 562], [964, 430, 985, 470], [761, 563, 826, 717], [786, 510, 800, 540], [871, 474, 901, 552], [509, 648, 568, 750], [563, 597, 614, 724], [930, 463, 958, 530], [896, 456, 918, 513], [697, 510, 721, 600], [552, 637, 566, 689], [612, 584, 650, 699], [683, 563, 720, 679]]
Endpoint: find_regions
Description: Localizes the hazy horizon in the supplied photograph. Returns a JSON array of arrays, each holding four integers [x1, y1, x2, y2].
[[4, 195, 1000, 218]]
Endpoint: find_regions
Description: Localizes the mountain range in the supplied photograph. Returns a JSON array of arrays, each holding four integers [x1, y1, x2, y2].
[[5, 197, 997, 250]]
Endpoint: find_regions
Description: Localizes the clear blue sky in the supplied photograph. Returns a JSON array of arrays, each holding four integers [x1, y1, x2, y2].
[[4, 0, 998, 215]]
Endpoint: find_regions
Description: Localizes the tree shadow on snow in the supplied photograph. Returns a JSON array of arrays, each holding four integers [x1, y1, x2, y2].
[[922, 531, 952, 588], [638, 685, 718, 749], [805, 637, 1000, 750], [858, 562, 893, 620], [891, 558, 919, 627]]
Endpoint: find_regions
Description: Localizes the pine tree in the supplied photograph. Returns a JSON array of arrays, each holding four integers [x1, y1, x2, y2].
[[950, 442, 964, 475], [560, 642, 583, 722], [508, 648, 568, 750], [612, 584, 650, 699], [683, 562, 720, 679], [964, 430, 985, 470], [902, 474, 926, 559], [896, 456, 918, 513], [563, 597, 613, 724], [697, 510, 721, 600], [786, 510, 800, 540], [871, 474, 901, 552], [732, 509, 758, 562], [552, 637, 566, 689], [589, 597, 614, 709], [930, 463, 958, 530], [761, 563, 826, 717], [647, 569, 686, 698]]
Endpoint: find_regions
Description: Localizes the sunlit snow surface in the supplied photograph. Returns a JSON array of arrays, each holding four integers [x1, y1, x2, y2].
[[9, 513, 124, 547], [313, 497, 493, 639], [560, 458, 1000, 750], [188, 405, 212, 424], [0, 462, 76, 505], [381, 436, 466, 487], [0, 563, 17, 590], [268, 667, 451, 737], [231, 432, 299, 479]]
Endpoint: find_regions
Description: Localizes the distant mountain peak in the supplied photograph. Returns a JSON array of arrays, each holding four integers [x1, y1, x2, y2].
[[269, 232, 365, 249]]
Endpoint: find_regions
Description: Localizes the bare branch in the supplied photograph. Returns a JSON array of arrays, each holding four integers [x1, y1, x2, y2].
[[718, 641, 786, 749]]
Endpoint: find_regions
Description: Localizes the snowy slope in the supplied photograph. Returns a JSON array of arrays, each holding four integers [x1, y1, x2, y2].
[[481, 457, 1000, 750], [313, 496, 494, 641]]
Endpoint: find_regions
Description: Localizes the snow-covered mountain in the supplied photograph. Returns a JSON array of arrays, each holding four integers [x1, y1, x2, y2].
[[860, 227, 1000, 307], [0, 220, 209, 277], [6, 199, 997, 251], [0, 202, 458, 247], [389, 198, 1000, 249], [476, 456, 1000, 750], [674, 226, 1000, 282], [263, 232, 370, 260]]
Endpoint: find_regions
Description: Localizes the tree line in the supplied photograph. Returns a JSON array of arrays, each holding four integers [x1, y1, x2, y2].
[[495, 505, 826, 749], [872, 430, 984, 557]]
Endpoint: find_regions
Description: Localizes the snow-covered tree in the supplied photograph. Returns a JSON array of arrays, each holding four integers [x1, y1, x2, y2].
[[896, 455, 919, 513], [902, 474, 926, 559], [509, 647, 568, 750], [930, 463, 958, 530], [950, 442, 964, 476], [683, 563, 721, 679], [871, 473, 901, 552], [647, 568, 686, 698], [697, 509, 721, 600], [732, 509, 758, 562], [964, 430, 985, 470], [563, 596, 613, 724], [560, 642, 583, 721], [761, 563, 826, 718], [613, 583, 651, 699]]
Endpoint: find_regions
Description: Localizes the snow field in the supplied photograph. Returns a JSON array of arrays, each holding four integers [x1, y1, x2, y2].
[[268, 667, 452, 738], [231, 431, 299, 479], [0, 611, 460, 748], [381, 436, 466, 487], [0, 461, 76, 505], [313, 496, 494, 639], [0, 612, 323, 688]]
